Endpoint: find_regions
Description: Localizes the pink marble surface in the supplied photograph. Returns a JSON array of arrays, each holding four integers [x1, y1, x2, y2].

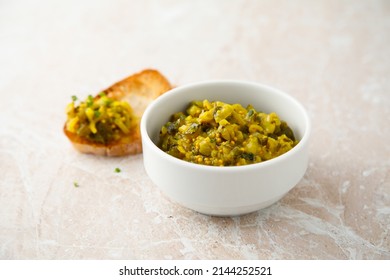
[[0, 0, 389, 259]]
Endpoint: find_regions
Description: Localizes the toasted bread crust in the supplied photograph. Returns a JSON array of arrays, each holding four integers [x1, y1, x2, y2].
[[105, 69, 172, 100], [105, 69, 172, 117], [63, 125, 142, 156], [64, 69, 171, 156]]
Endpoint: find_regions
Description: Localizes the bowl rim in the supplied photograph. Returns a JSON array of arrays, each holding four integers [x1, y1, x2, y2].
[[141, 80, 311, 173]]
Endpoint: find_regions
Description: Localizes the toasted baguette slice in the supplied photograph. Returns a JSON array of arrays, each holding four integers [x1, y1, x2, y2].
[[64, 69, 172, 156]]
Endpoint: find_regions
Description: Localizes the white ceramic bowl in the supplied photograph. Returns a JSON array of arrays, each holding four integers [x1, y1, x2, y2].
[[141, 81, 310, 216]]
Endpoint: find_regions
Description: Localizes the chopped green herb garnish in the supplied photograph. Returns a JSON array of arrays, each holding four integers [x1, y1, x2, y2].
[[71, 95, 78, 102], [73, 181, 79, 187], [86, 95, 93, 107], [114, 167, 121, 173], [99, 92, 106, 97], [94, 110, 101, 118]]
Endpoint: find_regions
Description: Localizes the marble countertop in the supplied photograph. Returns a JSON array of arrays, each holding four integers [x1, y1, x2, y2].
[[1, 0, 389, 259]]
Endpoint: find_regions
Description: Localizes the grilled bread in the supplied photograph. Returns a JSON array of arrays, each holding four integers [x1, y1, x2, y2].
[[64, 69, 172, 156]]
